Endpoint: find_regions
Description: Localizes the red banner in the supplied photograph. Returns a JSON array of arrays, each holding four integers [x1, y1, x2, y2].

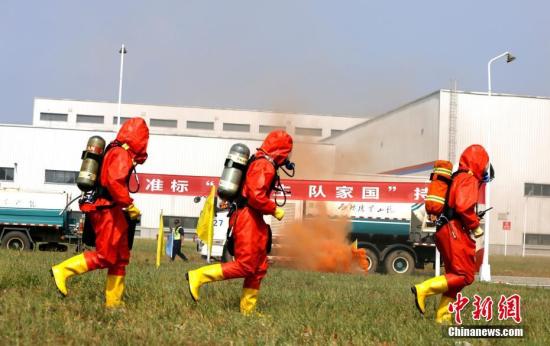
[[133, 173, 431, 203]]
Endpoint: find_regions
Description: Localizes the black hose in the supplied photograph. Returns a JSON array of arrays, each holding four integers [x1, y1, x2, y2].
[[58, 194, 83, 216], [273, 175, 287, 207]]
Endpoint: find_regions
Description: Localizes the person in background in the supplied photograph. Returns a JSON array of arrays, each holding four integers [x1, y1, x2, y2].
[[171, 219, 188, 261]]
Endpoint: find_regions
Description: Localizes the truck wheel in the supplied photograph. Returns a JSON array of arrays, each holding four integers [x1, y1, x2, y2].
[[364, 249, 379, 273], [384, 250, 414, 275], [2, 231, 32, 251]]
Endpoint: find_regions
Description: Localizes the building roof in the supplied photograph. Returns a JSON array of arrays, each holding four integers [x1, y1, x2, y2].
[[322, 89, 550, 142], [34, 97, 366, 120]]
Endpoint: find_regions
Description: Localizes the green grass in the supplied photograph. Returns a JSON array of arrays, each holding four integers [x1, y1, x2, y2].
[[416, 254, 550, 278], [1, 240, 549, 345], [489, 255, 550, 278]]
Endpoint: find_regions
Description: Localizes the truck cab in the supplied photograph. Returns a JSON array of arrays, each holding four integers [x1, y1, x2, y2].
[[0, 190, 83, 251]]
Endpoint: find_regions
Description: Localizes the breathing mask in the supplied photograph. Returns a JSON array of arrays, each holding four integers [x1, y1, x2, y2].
[[482, 163, 495, 183]]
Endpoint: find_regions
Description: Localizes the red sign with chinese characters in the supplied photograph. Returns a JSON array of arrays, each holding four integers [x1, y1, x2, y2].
[[131, 173, 430, 203], [502, 221, 511, 231]]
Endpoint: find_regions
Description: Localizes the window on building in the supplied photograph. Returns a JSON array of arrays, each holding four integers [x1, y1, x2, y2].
[[0, 167, 14, 181], [524, 183, 550, 197], [259, 125, 286, 133], [45, 170, 78, 184], [187, 121, 214, 130], [295, 127, 323, 137], [331, 129, 343, 136], [112, 116, 131, 125], [40, 112, 68, 122], [150, 119, 177, 128], [223, 123, 250, 132], [525, 233, 550, 246], [77, 114, 105, 124]]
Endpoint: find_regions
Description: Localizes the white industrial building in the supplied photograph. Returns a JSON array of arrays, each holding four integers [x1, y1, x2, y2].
[[325, 90, 550, 256], [0, 124, 329, 237], [2, 92, 549, 256], [4, 98, 424, 238], [32, 98, 364, 142]]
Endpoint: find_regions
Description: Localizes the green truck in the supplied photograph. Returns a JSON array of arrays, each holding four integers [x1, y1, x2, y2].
[[0, 191, 83, 251], [350, 203, 437, 275]]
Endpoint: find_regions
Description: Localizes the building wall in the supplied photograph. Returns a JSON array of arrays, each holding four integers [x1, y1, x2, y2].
[[440, 91, 550, 255], [0, 124, 339, 233], [33, 98, 364, 143], [325, 90, 550, 255], [324, 91, 440, 175], [0, 124, 428, 237], [16, 91, 550, 254]]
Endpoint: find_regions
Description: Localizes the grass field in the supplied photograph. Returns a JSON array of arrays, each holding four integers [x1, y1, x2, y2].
[[487, 255, 550, 278], [1, 240, 549, 345], [416, 254, 550, 278]]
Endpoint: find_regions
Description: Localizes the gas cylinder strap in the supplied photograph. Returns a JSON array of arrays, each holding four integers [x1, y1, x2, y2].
[[224, 158, 247, 170], [429, 173, 452, 184], [256, 149, 276, 167], [81, 151, 102, 161], [435, 208, 457, 230]]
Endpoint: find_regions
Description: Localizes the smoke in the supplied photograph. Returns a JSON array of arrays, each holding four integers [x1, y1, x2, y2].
[[274, 203, 369, 274], [290, 142, 340, 180]]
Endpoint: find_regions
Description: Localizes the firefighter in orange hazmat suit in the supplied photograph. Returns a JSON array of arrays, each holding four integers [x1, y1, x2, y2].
[[51, 117, 149, 307], [186, 130, 293, 315], [412, 144, 492, 323]]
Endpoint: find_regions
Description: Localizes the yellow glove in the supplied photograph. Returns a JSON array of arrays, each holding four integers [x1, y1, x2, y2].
[[126, 203, 141, 220], [472, 226, 484, 238], [274, 207, 285, 221]]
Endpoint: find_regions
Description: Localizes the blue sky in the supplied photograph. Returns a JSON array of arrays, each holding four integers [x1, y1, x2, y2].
[[1, 0, 549, 124]]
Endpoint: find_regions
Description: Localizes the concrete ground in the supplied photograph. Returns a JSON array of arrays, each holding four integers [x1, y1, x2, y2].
[[482, 275, 550, 288]]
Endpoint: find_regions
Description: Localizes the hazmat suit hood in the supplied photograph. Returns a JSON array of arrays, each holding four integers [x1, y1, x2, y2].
[[257, 130, 293, 166], [116, 117, 149, 164], [458, 144, 489, 181]]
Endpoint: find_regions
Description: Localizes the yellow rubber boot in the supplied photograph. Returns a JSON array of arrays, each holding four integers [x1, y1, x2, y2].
[[240, 288, 259, 316], [411, 275, 448, 314], [185, 264, 224, 302], [50, 253, 89, 296], [105, 275, 125, 308], [435, 295, 454, 324]]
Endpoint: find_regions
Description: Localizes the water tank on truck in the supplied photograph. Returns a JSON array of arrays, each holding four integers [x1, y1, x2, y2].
[[349, 204, 436, 275]]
